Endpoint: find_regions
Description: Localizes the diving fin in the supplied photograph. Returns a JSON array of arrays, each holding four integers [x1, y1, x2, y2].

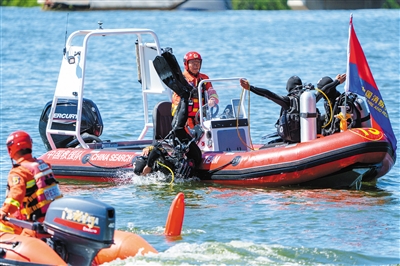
[[153, 55, 189, 99], [161, 51, 192, 90]]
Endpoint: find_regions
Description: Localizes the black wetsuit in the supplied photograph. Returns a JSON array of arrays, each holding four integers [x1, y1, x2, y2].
[[136, 95, 202, 176], [142, 51, 203, 176], [248, 75, 303, 110], [315, 77, 344, 136], [315, 78, 341, 103], [171, 98, 202, 168], [143, 96, 202, 172], [249, 78, 341, 109], [249, 85, 291, 110]]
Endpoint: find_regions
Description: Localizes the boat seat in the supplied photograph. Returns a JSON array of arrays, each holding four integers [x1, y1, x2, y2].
[[153, 101, 173, 140]]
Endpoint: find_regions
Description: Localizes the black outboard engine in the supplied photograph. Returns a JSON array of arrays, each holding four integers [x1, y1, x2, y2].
[[39, 98, 103, 151], [43, 196, 115, 266]]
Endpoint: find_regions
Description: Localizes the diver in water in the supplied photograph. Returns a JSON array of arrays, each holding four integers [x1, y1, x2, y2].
[[134, 51, 202, 178]]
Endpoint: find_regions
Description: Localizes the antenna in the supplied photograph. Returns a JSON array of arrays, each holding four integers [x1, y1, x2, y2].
[[63, 13, 69, 56]]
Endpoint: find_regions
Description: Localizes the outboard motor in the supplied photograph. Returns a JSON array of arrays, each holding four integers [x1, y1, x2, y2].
[[39, 98, 103, 151], [43, 196, 115, 266], [300, 89, 317, 142]]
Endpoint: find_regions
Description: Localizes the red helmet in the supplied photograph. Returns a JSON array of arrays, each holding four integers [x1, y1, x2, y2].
[[6, 130, 32, 159], [183, 51, 202, 70]]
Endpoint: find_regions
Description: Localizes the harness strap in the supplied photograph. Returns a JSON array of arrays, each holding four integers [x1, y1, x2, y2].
[[361, 113, 370, 122], [22, 184, 63, 219], [34, 169, 53, 179], [300, 113, 317, 118], [21, 199, 51, 218]]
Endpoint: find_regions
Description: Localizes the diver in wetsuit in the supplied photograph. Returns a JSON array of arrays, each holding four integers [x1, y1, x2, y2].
[[240, 74, 346, 142], [240, 76, 304, 143], [134, 51, 202, 178], [240, 76, 303, 112]]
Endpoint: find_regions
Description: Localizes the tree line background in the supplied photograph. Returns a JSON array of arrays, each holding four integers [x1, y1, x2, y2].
[[231, 0, 400, 9]]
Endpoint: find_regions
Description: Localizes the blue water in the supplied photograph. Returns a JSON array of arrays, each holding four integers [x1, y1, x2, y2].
[[1, 7, 399, 265]]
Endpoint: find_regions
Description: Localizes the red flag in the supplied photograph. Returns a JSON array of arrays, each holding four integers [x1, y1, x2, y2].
[[345, 14, 397, 153]]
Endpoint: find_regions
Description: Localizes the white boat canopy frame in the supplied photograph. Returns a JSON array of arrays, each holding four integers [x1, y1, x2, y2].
[[45, 28, 171, 149]]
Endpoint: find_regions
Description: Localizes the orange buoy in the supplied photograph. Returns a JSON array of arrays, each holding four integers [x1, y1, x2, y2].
[[0, 233, 67, 265], [93, 192, 185, 265], [164, 192, 185, 236], [92, 230, 157, 265]]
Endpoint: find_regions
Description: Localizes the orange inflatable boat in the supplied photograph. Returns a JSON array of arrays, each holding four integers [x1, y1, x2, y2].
[[36, 26, 395, 189], [0, 193, 185, 265]]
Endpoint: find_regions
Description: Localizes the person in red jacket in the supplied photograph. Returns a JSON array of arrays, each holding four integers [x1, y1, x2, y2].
[[0, 130, 62, 236], [171, 51, 219, 130]]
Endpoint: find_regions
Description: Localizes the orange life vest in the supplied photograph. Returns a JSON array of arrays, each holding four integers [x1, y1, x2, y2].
[[19, 159, 62, 221], [171, 71, 219, 129]]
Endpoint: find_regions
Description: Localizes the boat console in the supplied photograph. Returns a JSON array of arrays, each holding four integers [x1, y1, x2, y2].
[[194, 78, 252, 152]]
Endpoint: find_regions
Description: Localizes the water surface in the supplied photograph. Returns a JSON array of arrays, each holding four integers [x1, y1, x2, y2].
[[1, 7, 399, 265]]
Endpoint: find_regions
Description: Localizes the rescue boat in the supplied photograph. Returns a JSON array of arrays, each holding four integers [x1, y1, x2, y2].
[[38, 25, 396, 189], [0, 193, 185, 265]]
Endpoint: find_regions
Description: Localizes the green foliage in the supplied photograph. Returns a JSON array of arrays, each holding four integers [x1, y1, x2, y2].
[[0, 0, 39, 7], [232, 0, 289, 10], [383, 0, 400, 8], [232, 0, 399, 9]]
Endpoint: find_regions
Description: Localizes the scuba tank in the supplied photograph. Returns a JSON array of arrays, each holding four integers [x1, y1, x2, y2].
[[355, 97, 371, 128], [300, 89, 317, 142]]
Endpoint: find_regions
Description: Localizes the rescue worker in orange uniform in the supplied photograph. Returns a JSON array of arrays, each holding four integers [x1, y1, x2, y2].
[[171, 51, 219, 130], [0, 130, 63, 237]]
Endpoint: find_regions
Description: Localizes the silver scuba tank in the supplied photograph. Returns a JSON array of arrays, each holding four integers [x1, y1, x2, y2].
[[355, 97, 372, 128], [300, 89, 317, 142]]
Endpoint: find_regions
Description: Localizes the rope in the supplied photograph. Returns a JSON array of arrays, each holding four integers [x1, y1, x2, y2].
[[315, 87, 333, 128], [207, 159, 234, 174], [157, 161, 175, 185]]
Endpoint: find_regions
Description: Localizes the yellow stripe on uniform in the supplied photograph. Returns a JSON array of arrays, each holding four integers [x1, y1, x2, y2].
[[26, 179, 36, 189], [0, 223, 15, 233], [5, 198, 20, 208]]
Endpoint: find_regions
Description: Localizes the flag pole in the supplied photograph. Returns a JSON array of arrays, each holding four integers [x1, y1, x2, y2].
[[344, 13, 352, 94], [337, 13, 354, 132], [344, 13, 397, 154]]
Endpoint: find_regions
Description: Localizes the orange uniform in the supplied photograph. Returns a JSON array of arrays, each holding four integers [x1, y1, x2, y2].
[[172, 70, 219, 129], [0, 154, 62, 236]]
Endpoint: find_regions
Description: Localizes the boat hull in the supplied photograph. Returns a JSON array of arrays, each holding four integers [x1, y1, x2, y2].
[[39, 128, 395, 188], [0, 233, 67, 265]]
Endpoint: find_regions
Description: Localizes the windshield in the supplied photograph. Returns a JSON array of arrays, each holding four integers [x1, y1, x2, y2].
[[197, 78, 248, 127]]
